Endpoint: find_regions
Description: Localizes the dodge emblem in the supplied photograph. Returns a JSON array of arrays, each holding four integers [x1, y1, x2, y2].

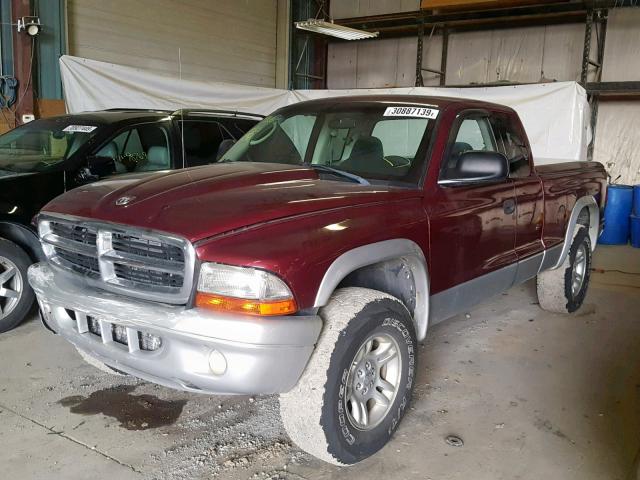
[[115, 196, 136, 206]]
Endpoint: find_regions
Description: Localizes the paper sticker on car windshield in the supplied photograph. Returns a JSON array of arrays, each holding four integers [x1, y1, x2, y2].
[[383, 106, 438, 119], [63, 125, 97, 133]]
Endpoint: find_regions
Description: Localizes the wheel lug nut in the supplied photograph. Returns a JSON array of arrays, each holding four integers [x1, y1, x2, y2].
[[356, 383, 362, 390]]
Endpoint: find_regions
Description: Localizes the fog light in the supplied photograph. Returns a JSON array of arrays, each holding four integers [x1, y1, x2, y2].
[[138, 331, 162, 351], [111, 324, 128, 345], [208, 349, 227, 376]]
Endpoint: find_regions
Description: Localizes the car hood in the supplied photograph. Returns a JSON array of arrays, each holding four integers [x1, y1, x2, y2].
[[42, 162, 421, 243]]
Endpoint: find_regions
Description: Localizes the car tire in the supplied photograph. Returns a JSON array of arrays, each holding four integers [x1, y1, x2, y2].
[[0, 238, 35, 333], [537, 226, 592, 314], [280, 287, 417, 465], [75, 347, 127, 376]]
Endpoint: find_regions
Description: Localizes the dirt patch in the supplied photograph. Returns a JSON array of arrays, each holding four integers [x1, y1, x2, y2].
[[58, 384, 186, 430]]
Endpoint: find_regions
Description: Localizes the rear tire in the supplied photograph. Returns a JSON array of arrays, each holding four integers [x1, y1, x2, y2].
[[280, 287, 417, 465], [0, 238, 35, 333], [537, 226, 592, 314]]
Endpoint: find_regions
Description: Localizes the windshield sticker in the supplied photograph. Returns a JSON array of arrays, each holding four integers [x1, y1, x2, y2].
[[63, 125, 98, 133], [383, 106, 439, 119]]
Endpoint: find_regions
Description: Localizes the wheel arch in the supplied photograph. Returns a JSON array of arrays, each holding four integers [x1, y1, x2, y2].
[[552, 195, 598, 269], [313, 239, 429, 340], [0, 222, 45, 262]]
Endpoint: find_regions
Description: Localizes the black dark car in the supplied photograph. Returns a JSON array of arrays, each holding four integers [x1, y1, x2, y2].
[[0, 108, 262, 332]]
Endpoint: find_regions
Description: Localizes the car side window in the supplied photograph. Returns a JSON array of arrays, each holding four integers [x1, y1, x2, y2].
[[441, 116, 498, 177], [491, 116, 531, 178], [180, 120, 227, 167], [94, 123, 171, 173]]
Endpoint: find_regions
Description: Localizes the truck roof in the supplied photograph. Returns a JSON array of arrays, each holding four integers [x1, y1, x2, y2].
[[282, 94, 514, 113]]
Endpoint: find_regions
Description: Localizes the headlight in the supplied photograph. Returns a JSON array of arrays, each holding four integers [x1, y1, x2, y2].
[[195, 263, 297, 316]]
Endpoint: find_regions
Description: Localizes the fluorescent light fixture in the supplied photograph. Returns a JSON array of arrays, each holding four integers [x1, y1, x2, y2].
[[295, 19, 378, 40]]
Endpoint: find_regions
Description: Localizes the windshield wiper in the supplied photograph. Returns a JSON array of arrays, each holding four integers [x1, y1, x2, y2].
[[308, 164, 370, 186]]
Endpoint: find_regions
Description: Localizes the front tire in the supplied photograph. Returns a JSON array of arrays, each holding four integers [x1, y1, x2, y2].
[[280, 287, 417, 465], [537, 226, 592, 313], [0, 238, 35, 333]]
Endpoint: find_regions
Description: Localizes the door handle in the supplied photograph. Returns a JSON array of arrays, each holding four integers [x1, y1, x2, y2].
[[503, 198, 516, 215]]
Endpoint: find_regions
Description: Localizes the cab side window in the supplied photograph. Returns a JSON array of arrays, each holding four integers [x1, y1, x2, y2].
[[491, 115, 531, 177], [441, 116, 498, 176]]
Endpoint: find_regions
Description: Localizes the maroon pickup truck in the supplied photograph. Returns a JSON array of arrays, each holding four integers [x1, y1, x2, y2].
[[28, 95, 606, 465]]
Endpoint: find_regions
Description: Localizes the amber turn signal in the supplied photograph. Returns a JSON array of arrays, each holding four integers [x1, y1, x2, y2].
[[195, 292, 297, 316]]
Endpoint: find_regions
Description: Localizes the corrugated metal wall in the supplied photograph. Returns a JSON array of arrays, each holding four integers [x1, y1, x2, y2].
[[327, 24, 592, 88], [594, 9, 640, 185], [328, 5, 640, 185], [67, 0, 279, 88]]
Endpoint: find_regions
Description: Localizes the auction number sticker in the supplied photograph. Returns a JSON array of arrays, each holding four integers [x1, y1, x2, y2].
[[63, 125, 98, 133], [383, 106, 438, 119]]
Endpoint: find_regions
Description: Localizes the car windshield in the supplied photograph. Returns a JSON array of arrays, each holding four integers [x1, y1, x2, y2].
[[219, 103, 438, 185], [0, 118, 100, 173]]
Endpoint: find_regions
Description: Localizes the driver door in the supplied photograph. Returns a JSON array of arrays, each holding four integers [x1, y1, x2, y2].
[[426, 111, 517, 322]]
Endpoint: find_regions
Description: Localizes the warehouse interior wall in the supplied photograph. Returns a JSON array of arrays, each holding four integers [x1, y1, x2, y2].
[[66, 0, 281, 88], [596, 8, 640, 185], [327, 5, 640, 185]]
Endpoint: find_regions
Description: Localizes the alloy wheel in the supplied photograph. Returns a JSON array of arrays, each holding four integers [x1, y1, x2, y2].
[[344, 332, 402, 430], [0, 256, 23, 319]]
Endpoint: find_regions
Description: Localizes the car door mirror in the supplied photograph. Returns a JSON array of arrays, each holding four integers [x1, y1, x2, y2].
[[86, 155, 116, 177], [439, 151, 509, 186]]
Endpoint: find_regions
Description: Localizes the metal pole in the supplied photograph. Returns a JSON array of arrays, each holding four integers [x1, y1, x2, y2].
[[581, 10, 593, 86], [415, 17, 424, 87], [440, 28, 448, 86]]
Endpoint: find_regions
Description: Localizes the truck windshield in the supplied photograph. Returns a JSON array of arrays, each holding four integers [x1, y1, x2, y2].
[[0, 119, 100, 173], [220, 103, 438, 184]]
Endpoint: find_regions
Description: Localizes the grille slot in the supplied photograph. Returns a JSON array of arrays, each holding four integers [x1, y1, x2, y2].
[[71, 311, 162, 353], [114, 263, 184, 288], [50, 222, 97, 246], [55, 248, 100, 275], [112, 233, 184, 263], [40, 216, 194, 304]]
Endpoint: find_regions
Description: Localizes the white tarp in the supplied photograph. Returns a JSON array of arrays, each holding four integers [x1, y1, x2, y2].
[[60, 55, 590, 164]]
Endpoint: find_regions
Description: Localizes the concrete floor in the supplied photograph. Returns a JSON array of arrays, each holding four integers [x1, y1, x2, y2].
[[1, 245, 639, 480]]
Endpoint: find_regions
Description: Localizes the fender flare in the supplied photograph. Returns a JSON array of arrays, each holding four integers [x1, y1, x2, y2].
[[552, 195, 599, 269], [0, 221, 45, 262], [313, 238, 430, 340]]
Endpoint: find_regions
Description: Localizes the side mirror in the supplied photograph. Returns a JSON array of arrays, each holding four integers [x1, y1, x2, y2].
[[215, 138, 236, 161], [86, 155, 116, 177], [439, 151, 509, 186]]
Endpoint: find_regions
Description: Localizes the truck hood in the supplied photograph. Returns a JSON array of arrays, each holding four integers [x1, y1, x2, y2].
[[42, 162, 421, 243]]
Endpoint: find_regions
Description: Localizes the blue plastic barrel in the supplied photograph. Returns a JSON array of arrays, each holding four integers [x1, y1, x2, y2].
[[631, 215, 640, 248], [634, 185, 640, 215], [599, 185, 633, 245]]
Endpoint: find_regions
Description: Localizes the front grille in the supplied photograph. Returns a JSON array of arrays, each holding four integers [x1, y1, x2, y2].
[[39, 215, 195, 304]]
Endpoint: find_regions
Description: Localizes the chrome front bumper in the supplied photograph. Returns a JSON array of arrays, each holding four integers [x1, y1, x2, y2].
[[28, 262, 322, 395]]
